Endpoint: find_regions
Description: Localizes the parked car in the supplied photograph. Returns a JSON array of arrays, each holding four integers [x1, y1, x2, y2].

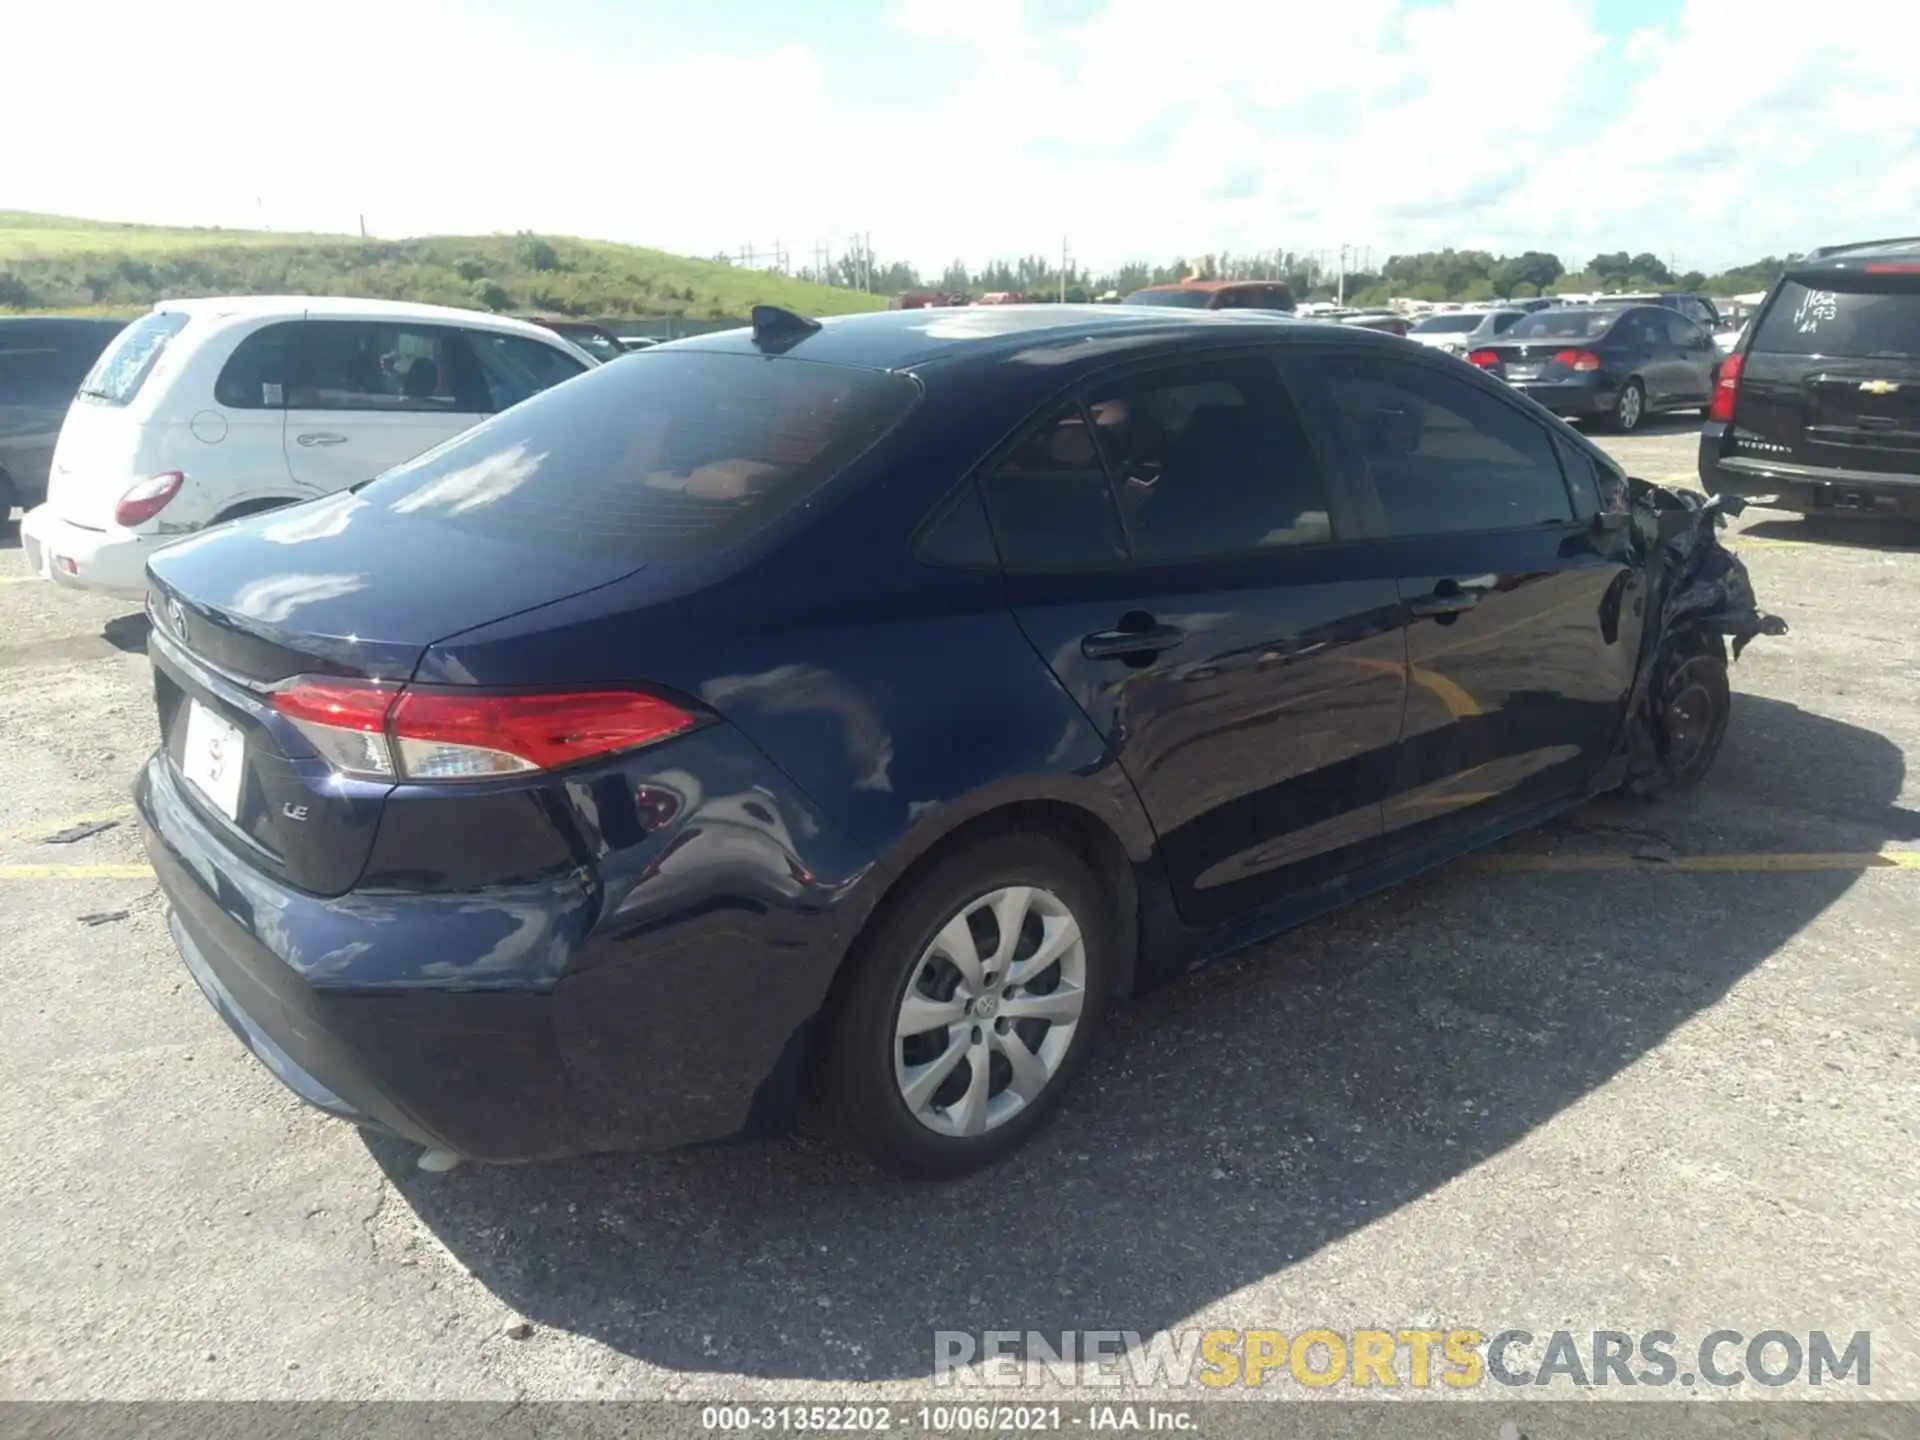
[[1595, 292, 1722, 331], [618, 336, 660, 352], [0, 317, 126, 532], [20, 297, 595, 599], [1407, 309, 1527, 354], [1699, 236, 1920, 517], [1121, 280, 1296, 313], [525, 316, 628, 364], [135, 303, 1779, 1180], [1338, 312, 1411, 337], [1464, 304, 1720, 431]]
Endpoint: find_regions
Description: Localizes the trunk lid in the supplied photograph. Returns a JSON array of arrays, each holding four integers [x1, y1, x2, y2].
[[143, 490, 646, 895], [47, 399, 151, 528], [1733, 277, 1920, 476], [1470, 340, 1593, 382]]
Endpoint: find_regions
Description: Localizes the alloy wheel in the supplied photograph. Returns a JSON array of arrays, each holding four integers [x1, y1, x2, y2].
[[1617, 383, 1644, 430], [893, 885, 1088, 1138]]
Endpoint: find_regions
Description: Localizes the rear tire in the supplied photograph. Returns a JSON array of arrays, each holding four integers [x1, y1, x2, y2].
[[1608, 379, 1647, 433], [819, 830, 1114, 1179]]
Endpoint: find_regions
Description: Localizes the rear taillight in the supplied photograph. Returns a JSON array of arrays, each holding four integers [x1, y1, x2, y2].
[[1865, 263, 1920, 273], [114, 472, 184, 527], [1467, 350, 1500, 368], [1553, 349, 1602, 372], [1709, 351, 1745, 423], [269, 679, 698, 782]]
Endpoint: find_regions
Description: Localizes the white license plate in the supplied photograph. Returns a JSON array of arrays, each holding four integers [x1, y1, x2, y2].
[[182, 700, 246, 822], [1506, 365, 1541, 381]]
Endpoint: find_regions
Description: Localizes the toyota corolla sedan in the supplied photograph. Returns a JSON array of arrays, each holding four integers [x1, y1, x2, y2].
[[137, 304, 1780, 1179]]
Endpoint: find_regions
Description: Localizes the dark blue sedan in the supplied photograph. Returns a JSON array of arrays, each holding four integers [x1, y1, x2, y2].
[[1464, 304, 1721, 432], [135, 303, 1778, 1178]]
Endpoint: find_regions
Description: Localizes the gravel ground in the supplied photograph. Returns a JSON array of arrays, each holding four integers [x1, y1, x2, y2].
[[3, 419, 1918, 1405]]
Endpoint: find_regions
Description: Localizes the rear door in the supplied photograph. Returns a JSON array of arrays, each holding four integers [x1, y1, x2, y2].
[[1291, 349, 1640, 847], [982, 350, 1408, 928], [1735, 276, 1920, 477], [1614, 310, 1677, 405], [282, 319, 491, 494], [1660, 311, 1718, 405]]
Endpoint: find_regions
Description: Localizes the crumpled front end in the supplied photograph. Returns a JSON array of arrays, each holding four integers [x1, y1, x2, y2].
[[1619, 478, 1789, 793]]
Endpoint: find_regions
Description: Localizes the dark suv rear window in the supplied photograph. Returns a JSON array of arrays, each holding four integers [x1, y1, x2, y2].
[[364, 350, 919, 561], [78, 311, 190, 405], [1750, 280, 1920, 359]]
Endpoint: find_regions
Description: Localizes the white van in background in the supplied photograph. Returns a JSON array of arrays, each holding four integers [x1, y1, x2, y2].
[[21, 297, 595, 599]]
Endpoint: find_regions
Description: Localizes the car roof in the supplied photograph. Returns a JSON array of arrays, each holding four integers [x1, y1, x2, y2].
[[148, 294, 567, 341], [1794, 237, 1920, 278], [1126, 279, 1283, 294], [666, 303, 1357, 371]]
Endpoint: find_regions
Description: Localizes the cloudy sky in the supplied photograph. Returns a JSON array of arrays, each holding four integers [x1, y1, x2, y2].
[[5, 0, 1917, 275]]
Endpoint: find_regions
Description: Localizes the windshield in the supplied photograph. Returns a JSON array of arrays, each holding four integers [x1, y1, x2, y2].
[[1750, 281, 1920, 359], [1122, 289, 1215, 309], [1508, 310, 1617, 339], [78, 311, 189, 404], [1412, 315, 1482, 334], [365, 352, 920, 562], [549, 324, 626, 363]]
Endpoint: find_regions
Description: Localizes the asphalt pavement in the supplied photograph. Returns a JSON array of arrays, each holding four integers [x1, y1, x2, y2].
[[3, 417, 1917, 1403]]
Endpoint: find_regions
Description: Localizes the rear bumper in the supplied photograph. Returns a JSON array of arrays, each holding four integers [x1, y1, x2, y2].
[[136, 723, 881, 1162], [1506, 374, 1615, 417], [1698, 428, 1920, 513], [19, 505, 157, 599]]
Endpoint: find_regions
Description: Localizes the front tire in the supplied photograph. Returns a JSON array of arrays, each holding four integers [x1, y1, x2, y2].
[[1625, 633, 1731, 798], [820, 830, 1113, 1179]]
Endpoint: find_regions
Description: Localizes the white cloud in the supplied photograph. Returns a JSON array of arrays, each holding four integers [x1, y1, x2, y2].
[[3, 0, 1916, 278]]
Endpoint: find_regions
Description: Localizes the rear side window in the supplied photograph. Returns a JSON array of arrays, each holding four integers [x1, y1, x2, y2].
[[1320, 355, 1573, 536], [215, 322, 300, 409], [365, 351, 918, 562], [467, 332, 589, 411], [290, 321, 483, 413], [979, 404, 1129, 570], [1086, 358, 1333, 560], [1750, 280, 1920, 359], [78, 311, 189, 405]]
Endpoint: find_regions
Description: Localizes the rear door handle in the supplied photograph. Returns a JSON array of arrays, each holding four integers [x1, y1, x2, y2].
[[296, 432, 348, 447], [1409, 590, 1480, 617], [1081, 624, 1185, 659]]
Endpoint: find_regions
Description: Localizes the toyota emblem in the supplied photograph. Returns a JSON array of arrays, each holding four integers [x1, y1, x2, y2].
[[166, 597, 188, 640]]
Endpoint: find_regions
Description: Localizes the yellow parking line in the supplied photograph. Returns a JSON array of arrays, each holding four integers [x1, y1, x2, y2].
[[0, 864, 154, 880], [1463, 850, 1920, 874], [0, 575, 40, 585]]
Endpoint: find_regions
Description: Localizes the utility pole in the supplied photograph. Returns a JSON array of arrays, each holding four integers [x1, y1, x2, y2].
[[1060, 235, 1070, 303], [1338, 244, 1350, 306]]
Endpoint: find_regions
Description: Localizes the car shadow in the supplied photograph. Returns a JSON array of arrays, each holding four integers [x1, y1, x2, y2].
[[369, 693, 1905, 1382], [102, 612, 151, 654], [1744, 514, 1920, 551]]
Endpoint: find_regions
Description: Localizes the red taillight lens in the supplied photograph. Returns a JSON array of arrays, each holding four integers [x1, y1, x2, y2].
[[269, 679, 696, 782], [114, 472, 184, 527], [1467, 350, 1500, 368], [1865, 263, 1920, 273], [1552, 349, 1602, 372], [1709, 351, 1745, 422]]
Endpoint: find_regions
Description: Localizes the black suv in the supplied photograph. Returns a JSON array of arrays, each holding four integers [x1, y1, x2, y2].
[[0, 317, 126, 529], [1699, 238, 1920, 517]]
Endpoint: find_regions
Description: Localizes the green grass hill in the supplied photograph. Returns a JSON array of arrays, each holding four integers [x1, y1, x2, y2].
[[0, 211, 886, 320]]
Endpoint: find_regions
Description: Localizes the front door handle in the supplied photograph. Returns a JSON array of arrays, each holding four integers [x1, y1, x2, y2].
[[1409, 589, 1480, 618], [1081, 623, 1185, 660], [296, 432, 349, 447]]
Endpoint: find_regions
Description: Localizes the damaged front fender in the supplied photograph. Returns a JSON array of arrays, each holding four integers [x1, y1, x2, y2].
[[1616, 478, 1788, 795]]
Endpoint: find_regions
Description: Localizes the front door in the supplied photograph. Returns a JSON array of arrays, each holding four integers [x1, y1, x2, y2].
[[283, 320, 489, 495], [980, 352, 1408, 928], [1292, 348, 1642, 849]]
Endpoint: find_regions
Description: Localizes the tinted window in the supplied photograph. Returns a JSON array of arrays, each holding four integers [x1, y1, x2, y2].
[[915, 482, 999, 569], [0, 323, 116, 397], [1750, 280, 1920, 359], [1321, 356, 1573, 535], [1507, 310, 1615, 340], [215, 322, 299, 409], [289, 321, 480, 413], [979, 404, 1128, 571], [1663, 314, 1707, 348], [1491, 312, 1522, 333], [365, 351, 918, 562], [1085, 358, 1332, 561], [469, 332, 589, 411], [1121, 289, 1214, 309], [78, 311, 190, 405], [1413, 315, 1482, 334]]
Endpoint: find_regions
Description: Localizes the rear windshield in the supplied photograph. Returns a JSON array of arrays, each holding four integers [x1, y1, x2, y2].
[[1507, 310, 1616, 339], [78, 311, 190, 404], [1122, 289, 1215, 309], [1412, 315, 1481, 334], [1750, 280, 1920, 359], [364, 350, 920, 562]]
